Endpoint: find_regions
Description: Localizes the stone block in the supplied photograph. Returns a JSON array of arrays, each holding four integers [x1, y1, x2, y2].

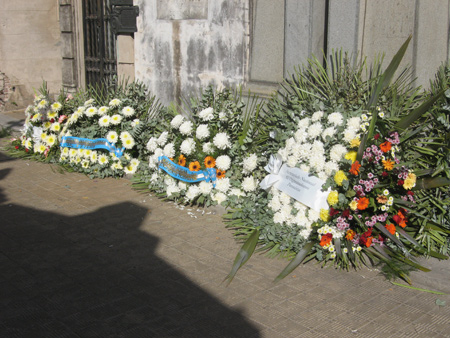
[[117, 63, 135, 82], [117, 35, 135, 64], [61, 33, 74, 59], [59, 5, 73, 32], [62, 58, 76, 86]]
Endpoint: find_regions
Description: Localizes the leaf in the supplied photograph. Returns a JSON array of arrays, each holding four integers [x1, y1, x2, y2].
[[390, 282, 447, 295], [414, 177, 450, 190], [223, 228, 260, 286], [274, 242, 315, 282]]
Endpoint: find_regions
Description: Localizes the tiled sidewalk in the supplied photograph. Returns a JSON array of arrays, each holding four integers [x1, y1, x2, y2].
[[0, 139, 449, 337]]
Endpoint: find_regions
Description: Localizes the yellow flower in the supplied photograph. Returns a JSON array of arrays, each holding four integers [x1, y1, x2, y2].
[[350, 138, 361, 148], [334, 170, 348, 186], [320, 208, 330, 222], [349, 200, 358, 211], [403, 173, 416, 190], [345, 151, 357, 163], [327, 191, 339, 206]]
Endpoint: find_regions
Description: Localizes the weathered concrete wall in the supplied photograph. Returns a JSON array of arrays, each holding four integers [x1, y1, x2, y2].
[[134, 0, 249, 105], [0, 0, 62, 111]]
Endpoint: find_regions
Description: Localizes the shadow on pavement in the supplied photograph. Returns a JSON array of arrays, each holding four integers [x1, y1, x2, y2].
[[0, 172, 260, 337]]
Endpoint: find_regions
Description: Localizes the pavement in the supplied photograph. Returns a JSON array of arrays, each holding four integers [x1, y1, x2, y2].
[[1, 110, 450, 337]]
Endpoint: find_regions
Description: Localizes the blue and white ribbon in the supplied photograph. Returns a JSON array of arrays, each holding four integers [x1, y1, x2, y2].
[[158, 156, 217, 186], [60, 136, 125, 157]]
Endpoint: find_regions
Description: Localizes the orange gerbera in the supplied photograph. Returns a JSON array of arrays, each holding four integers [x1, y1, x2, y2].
[[382, 159, 394, 171], [178, 154, 186, 166], [380, 141, 392, 153], [364, 236, 373, 247], [357, 197, 370, 210], [345, 229, 356, 241], [349, 160, 361, 176], [320, 233, 333, 247], [216, 169, 226, 179], [385, 223, 396, 235], [188, 161, 200, 171], [204, 156, 216, 168]]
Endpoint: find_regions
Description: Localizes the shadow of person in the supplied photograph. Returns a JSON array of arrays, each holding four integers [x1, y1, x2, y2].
[[0, 168, 11, 203], [0, 201, 260, 337]]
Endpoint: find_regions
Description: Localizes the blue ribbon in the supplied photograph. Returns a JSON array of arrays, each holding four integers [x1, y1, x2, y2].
[[60, 136, 125, 157], [158, 156, 217, 186]]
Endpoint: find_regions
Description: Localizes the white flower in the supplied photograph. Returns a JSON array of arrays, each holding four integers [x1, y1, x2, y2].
[[121, 106, 135, 117], [279, 192, 291, 205], [85, 106, 98, 117], [287, 156, 298, 168], [203, 142, 214, 153], [219, 112, 227, 120], [170, 115, 184, 129], [110, 114, 123, 125], [84, 99, 95, 106], [199, 181, 213, 195], [84, 149, 92, 158], [122, 137, 135, 149], [130, 158, 140, 167], [124, 164, 138, 175], [243, 154, 258, 174], [106, 131, 118, 144], [308, 122, 323, 139], [45, 134, 57, 147], [230, 188, 245, 197], [196, 124, 210, 140], [50, 122, 61, 132], [180, 138, 195, 155], [120, 131, 131, 142], [98, 106, 109, 115], [148, 155, 158, 169], [179, 121, 193, 136], [215, 177, 230, 193], [90, 151, 98, 163], [294, 129, 307, 143], [146, 137, 158, 152], [312, 110, 324, 121], [212, 192, 227, 205], [150, 173, 159, 182], [327, 112, 344, 126], [213, 132, 231, 150], [297, 117, 310, 129], [109, 98, 121, 107], [186, 185, 201, 200], [163, 143, 175, 158], [166, 184, 180, 196], [131, 119, 140, 127], [199, 107, 214, 121], [322, 127, 336, 140], [51, 102, 62, 112], [216, 155, 231, 171], [178, 181, 187, 191], [330, 144, 347, 162], [157, 131, 169, 146], [81, 160, 90, 169], [268, 195, 282, 212], [347, 117, 361, 130], [343, 128, 357, 143], [324, 161, 339, 176], [242, 176, 257, 192]]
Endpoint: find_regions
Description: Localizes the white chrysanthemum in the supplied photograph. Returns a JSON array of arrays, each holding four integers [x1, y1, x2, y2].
[[308, 209, 320, 223], [213, 132, 231, 150], [84, 99, 95, 106], [170, 115, 184, 129], [178, 181, 187, 191], [109, 98, 121, 107], [330, 144, 347, 162], [69, 148, 77, 158], [280, 205, 294, 224], [150, 172, 159, 182], [85, 106, 97, 117], [84, 149, 92, 158], [179, 138, 195, 155], [166, 184, 180, 196], [199, 107, 214, 121], [154, 148, 163, 158], [98, 115, 110, 128], [61, 147, 69, 156], [123, 137, 135, 149], [297, 117, 310, 129], [322, 127, 336, 140], [278, 148, 289, 162], [37, 99, 48, 109], [51, 102, 62, 112], [219, 111, 227, 120], [268, 196, 282, 212], [130, 158, 140, 167], [346, 117, 361, 130], [243, 154, 258, 174], [157, 131, 169, 146], [312, 110, 324, 121], [327, 112, 344, 126], [45, 134, 57, 147], [121, 106, 135, 117], [146, 137, 158, 152], [294, 129, 307, 143], [120, 131, 131, 142], [110, 114, 123, 125], [309, 153, 326, 171], [273, 211, 286, 224], [31, 113, 42, 122], [77, 148, 85, 157], [90, 151, 98, 163], [148, 155, 158, 169], [216, 155, 231, 171], [131, 119, 140, 127], [343, 128, 357, 143], [40, 132, 47, 142], [43, 121, 51, 130], [50, 122, 61, 132], [242, 176, 257, 192], [324, 161, 339, 176], [47, 111, 58, 120], [212, 192, 227, 205], [81, 160, 90, 169], [124, 153, 131, 161], [111, 161, 123, 170], [279, 192, 291, 205], [76, 107, 85, 115], [196, 124, 210, 140], [124, 164, 138, 175], [186, 185, 201, 200], [300, 164, 310, 173], [106, 131, 118, 144], [230, 188, 245, 197], [215, 177, 230, 193], [98, 106, 109, 115], [163, 143, 175, 158], [287, 155, 298, 168], [199, 181, 213, 195], [203, 142, 214, 153], [179, 121, 193, 136]]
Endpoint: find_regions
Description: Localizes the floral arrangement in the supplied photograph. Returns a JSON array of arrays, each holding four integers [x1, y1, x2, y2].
[[134, 87, 263, 207]]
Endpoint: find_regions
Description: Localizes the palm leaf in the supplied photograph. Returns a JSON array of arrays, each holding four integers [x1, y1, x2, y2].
[[274, 242, 315, 282]]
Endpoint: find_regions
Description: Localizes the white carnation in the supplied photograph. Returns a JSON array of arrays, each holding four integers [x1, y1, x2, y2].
[[179, 121, 193, 135], [215, 177, 230, 193], [180, 138, 195, 155], [243, 154, 258, 174], [199, 107, 214, 121], [196, 124, 210, 140], [213, 132, 231, 150], [216, 155, 231, 171], [242, 176, 257, 192], [279, 192, 291, 205], [163, 143, 175, 158], [170, 115, 184, 129]]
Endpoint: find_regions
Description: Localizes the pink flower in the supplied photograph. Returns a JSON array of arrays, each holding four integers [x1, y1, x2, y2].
[[58, 115, 68, 123]]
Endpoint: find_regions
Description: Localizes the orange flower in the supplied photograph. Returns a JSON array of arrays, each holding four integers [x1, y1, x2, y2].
[[349, 160, 361, 176], [204, 156, 216, 168], [380, 141, 392, 153], [189, 161, 200, 171], [357, 197, 370, 210], [345, 229, 356, 241], [364, 236, 373, 247], [320, 233, 333, 247], [385, 223, 396, 235], [216, 169, 226, 179], [382, 159, 394, 171], [178, 154, 186, 167]]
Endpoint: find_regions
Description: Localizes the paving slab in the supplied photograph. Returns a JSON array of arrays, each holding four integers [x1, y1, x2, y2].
[[0, 126, 450, 337]]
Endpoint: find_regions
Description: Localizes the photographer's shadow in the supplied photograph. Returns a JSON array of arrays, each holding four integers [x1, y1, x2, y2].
[[0, 199, 260, 337]]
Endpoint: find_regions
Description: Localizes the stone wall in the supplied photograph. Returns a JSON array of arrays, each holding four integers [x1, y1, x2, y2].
[[134, 0, 249, 105], [0, 0, 62, 111]]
